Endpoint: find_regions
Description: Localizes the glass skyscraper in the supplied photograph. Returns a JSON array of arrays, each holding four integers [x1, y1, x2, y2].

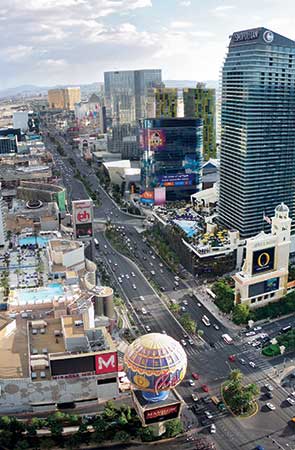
[[140, 118, 203, 202], [219, 28, 295, 238], [104, 69, 162, 124]]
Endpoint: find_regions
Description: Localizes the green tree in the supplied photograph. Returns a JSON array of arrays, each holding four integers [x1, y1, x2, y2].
[[113, 430, 130, 442], [179, 313, 196, 334], [118, 411, 128, 426], [232, 304, 250, 324], [169, 302, 180, 314], [164, 419, 183, 438], [197, 329, 204, 338], [40, 438, 55, 449], [212, 280, 234, 313], [14, 441, 30, 450]]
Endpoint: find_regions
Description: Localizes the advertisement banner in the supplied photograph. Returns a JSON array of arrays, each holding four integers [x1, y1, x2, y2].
[[147, 129, 166, 150], [144, 403, 181, 425], [95, 351, 118, 375], [72, 200, 93, 239], [154, 187, 166, 206], [158, 173, 195, 187], [252, 247, 275, 275], [140, 190, 154, 204], [248, 277, 279, 298]]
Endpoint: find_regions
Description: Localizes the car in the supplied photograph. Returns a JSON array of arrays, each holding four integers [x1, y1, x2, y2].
[[131, 272, 135, 277], [290, 391, 295, 398], [181, 339, 187, 347], [145, 325, 151, 332], [191, 393, 199, 402], [151, 255, 155, 259], [210, 424, 216, 434], [160, 269, 164, 273], [265, 391, 273, 399], [183, 299, 188, 306], [286, 397, 295, 405], [204, 410, 213, 419], [255, 446, 265, 450], [181, 306, 186, 312], [238, 358, 246, 365], [151, 270, 155, 275], [118, 278, 122, 283], [266, 402, 276, 410], [189, 379, 195, 387], [188, 338, 194, 345], [249, 361, 256, 368], [160, 286, 165, 291], [213, 323, 220, 330], [253, 326, 262, 331], [159, 263, 163, 267], [114, 263, 118, 267], [141, 308, 147, 315], [197, 302, 202, 307], [139, 296, 144, 301], [246, 331, 256, 336], [228, 354, 236, 362], [209, 342, 216, 348], [132, 284, 137, 289], [104, 245, 107, 249], [162, 330, 167, 334], [202, 384, 209, 392], [264, 383, 273, 391], [192, 373, 200, 380], [121, 274, 125, 278], [126, 274, 130, 279]]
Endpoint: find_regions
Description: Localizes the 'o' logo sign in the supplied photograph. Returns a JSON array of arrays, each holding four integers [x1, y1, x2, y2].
[[257, 252, 270, 268]]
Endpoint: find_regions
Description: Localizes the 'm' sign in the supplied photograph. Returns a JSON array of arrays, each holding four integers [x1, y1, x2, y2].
[[95, 351, 118, 375]]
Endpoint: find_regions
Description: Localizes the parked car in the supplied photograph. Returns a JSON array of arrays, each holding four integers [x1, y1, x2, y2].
[[202, 384, 209, 392]]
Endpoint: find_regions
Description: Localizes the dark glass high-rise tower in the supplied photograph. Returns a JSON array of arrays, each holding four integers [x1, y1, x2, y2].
[[219, 28, 295, 238]]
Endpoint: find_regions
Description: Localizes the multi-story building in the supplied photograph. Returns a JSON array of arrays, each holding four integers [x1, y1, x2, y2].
[[48, 87, 81, 110], [0, 135, 18, 154], [154, 88, 178, 118], [183, 84, 216, 160], [104, 69, 162, 124], [140, 118, 203, 202], [219, 28, 295, 238]]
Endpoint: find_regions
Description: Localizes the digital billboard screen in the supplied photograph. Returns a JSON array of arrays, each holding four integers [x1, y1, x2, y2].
[[144, 403, 181, 425], [75, 222, 93, 238], [158, 173, 195, 187], [50, 355, 95, 376], [248, 277, 279, 298], [252, 247, 275, 275], [147, 129, 166, 150]]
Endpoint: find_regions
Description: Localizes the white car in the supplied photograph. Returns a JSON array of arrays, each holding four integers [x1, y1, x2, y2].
[[145, 325, 151, 332], [188, 338, 194, 345], [183, 300, 188, 306], [249, 361, 256, 368], [191, 393, 199, 402], [181, 306, 186, 312], [126, 274, 130, 279], [162, 330, 167, 334], [213, 324, 220, 330], [132, 284, 137, 290], [246, 331, 256, 336], [287, 397, 295, 405], [181, 339, 187, 347], [210, 424, 216, 434], [205, 411, 213, 419], [254, 326, 262, 331], [264, 383, 273, 391], [197, 302, 202, 307], [139, 296, 144, 301], [142, 307, 147, 315], [131, 272, 135, 277], [118, 278, 122, 283], [266, 402, 276, 411], [189, 379, 195, 386]]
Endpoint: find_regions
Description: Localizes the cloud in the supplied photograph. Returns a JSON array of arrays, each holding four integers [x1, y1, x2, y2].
[[2, 45, 33, 62], [179, 0, 191, 6], [211, 5, 235, 17], [170, 20, 193, 29]]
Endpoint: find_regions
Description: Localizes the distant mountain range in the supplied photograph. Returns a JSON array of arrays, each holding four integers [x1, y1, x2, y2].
[[0, 80, 219, 99]]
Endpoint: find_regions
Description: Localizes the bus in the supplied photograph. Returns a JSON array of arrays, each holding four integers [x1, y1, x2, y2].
[[94, 238, 99, 249], [206, 288, 216, 300], [222, 334, 233, 344], [202, 315, 211, 327], [280, 325, 292, 334]]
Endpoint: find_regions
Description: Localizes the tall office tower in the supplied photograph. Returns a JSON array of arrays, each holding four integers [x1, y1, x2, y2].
[[140, 118, 203, 202], [154, 88, 178, 118], [48, 87, 81, 110], [104, 69, 162, 124], [0, 193, 6, 246], [183, 83, 216, 160], [219, 28, 295, 238]]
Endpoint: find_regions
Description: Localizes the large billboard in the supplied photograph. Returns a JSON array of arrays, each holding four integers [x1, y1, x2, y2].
[[95, 351, 118, 375], [144, 403, 181, 425], [147, 129, 166, 150], [158, 173, 195, 187], [252, 247, 275, 275], [50, 355, 95, 377], [248, 277, 279, 298], [72, 199, 93, 239], [140, 190, 154, 204], [154, 187, 166, 206]]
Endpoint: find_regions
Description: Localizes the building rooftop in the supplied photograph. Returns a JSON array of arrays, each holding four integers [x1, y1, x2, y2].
[[0, 316, 29, 379]]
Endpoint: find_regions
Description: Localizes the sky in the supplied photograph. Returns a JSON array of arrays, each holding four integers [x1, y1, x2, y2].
[[1, 0, 295, 88]]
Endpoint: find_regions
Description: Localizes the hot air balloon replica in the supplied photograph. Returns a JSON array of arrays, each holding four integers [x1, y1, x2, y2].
[[124, 333, 187, 435]]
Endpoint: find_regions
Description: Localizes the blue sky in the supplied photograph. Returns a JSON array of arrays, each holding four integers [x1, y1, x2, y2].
[[0, 0, 294, 88]]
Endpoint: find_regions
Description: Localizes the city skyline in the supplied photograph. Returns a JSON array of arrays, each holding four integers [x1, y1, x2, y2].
[[1, 0, 295, 89]]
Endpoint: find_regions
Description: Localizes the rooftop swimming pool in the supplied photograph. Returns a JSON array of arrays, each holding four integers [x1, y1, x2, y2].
[[173, 219, 200, 238], [19, 236, 48, 248], [12, 283, 64, 305]]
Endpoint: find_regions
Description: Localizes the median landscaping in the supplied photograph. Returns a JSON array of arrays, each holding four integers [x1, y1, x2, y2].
[[262, 328, 295, 357], [222, 369, 259, 417]]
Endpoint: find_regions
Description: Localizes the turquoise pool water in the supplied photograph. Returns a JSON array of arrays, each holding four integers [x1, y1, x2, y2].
[[14, 283, 64, 305], [19, 236, 48, 247], [173, 219, 200, 238]]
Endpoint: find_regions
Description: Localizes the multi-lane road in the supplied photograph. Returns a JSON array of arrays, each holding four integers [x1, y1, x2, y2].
[[46, 126, 295, 450]]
